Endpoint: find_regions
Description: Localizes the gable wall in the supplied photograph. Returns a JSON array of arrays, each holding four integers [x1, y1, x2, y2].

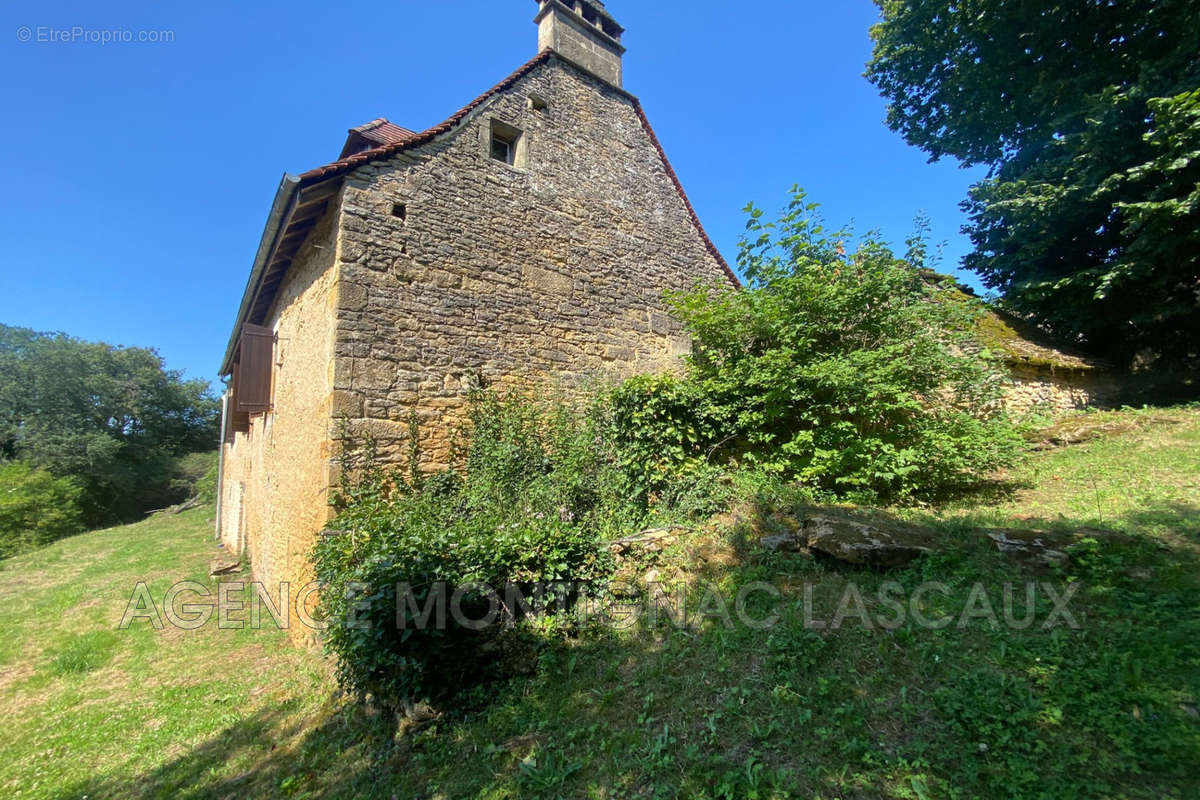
[[331, 57, 732, 467]]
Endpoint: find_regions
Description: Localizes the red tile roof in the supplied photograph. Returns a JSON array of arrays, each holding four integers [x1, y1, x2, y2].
[[355, 118, 416, 143], [298, 48, 739, 286], [302, 51, 553, 185], [338, 118, 418, 158]]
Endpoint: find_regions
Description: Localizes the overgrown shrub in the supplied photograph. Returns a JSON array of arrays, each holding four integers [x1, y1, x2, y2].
[[606, 374, 726, 500], [0, 461, 84, 558], [313, 392, 640, 710], [643, 188, 1023, 501]]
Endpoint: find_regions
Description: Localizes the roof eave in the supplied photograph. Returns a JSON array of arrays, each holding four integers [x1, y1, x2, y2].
[[219, 174, 300, 376]]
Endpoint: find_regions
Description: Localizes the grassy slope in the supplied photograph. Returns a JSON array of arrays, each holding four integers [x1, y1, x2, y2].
[[1, 407, 1197, 799]]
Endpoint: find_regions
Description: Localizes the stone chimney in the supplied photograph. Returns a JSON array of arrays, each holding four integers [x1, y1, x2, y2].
[[534, 0, 626, 88]]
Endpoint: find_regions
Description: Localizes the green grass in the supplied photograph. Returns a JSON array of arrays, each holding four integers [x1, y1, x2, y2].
[[2, 406, 1198, 799]]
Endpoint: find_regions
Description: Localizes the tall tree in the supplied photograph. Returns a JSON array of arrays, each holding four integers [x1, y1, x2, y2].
[[867, 0, 1200, 380], [0, 324, 219, 524]]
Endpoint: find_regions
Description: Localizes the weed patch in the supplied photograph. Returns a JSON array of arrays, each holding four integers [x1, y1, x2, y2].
[[45, 630, 119, 676]]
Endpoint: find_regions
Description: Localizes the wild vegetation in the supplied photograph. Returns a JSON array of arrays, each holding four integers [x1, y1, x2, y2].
[[314, 397, 624, 709], [0, 461, 84, 559], [3, 405, 1196, 799], [660, 189, 1023, 499], [868, 0, 1200, 388], [312, 192, 1026, 711], [0, 324, 218, 556]]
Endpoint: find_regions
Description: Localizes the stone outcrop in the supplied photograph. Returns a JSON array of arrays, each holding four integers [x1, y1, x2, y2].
[[983, 529, 1070, 567], [758, 512, 1075, 569], [760, 514, 934, 568]]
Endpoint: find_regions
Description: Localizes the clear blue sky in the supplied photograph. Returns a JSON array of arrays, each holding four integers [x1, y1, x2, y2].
[[1, 0, 986, 389]]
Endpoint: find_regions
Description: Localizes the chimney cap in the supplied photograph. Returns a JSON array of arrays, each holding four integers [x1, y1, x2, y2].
[[534, 0, 625, 36]]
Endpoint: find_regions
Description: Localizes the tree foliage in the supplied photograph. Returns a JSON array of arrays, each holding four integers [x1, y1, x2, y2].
[[868, 0, 1200, 377], [0, 324, 219, 525], [655, 188, 1022, 500], [0, 461, 84, 558]]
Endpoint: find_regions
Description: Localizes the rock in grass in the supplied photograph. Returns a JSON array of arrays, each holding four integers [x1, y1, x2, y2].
[[984, 529, 1069, 567], [801, 515, 933, 568], [609, 526, 687, 557], [760, 533, 802, 552]]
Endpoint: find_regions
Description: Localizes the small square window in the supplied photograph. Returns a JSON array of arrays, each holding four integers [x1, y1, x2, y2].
[[489, 119, 524, 167], [490, 136, 513, 165]]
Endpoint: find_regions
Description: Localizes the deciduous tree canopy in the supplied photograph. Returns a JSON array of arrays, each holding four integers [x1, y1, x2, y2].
[[868, 0, 1200, 382], [0, 323, 219, 525]]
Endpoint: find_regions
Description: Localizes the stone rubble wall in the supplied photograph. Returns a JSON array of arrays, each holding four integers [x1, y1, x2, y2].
[[331, 56, 732, 469], [1003, 362, 1118, 415]]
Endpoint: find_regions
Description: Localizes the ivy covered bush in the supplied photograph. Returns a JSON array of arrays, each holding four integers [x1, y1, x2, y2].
[[314, 392, 642, 710]]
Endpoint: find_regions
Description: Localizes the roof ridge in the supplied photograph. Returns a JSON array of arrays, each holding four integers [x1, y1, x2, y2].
[[302, 50, 556, 185], [349, 118, 389, 133], [297, 49, 738, 286]]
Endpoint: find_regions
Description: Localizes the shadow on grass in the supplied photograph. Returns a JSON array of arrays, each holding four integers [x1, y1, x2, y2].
[[54, 499, 1200, 800], [50, 697, 401, 800]]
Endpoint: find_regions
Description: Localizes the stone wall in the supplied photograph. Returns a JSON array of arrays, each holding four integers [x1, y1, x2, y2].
[[1003, 362, 1117, 415], [330, 56, 733, 468], [219, 199, 342, 636]]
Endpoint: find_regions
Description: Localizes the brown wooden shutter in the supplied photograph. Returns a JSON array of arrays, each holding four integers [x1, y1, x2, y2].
[[235, 323, 274, 414], [226, 375, 250, 441]]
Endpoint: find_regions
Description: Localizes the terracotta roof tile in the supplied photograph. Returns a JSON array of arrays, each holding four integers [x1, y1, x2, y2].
[[307, 50, 555, 184], [338, 118, 419, 158], [352, 118, 417, 143]]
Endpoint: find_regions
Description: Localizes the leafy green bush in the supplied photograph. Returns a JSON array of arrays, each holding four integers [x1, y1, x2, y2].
[[0, 461, 84, 558], [313, 391, 633, 710], [605, 374, 729, 505], [651, 188, 1023, 501]]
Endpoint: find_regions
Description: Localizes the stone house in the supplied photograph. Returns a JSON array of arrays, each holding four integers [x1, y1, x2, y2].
[[979, 308, 1115, 414], [215, 0, 738, 614], [215, 1, 1113, 628], [935, 276, 1114, 413]]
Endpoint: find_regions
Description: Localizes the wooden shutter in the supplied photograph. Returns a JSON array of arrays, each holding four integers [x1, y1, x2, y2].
[[227, 404, 250, 438], [235, 323, 274, 414], [226, 380, 250, 441]]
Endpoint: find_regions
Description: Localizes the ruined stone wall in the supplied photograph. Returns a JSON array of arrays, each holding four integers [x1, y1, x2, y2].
[[219, 201, 341, 634], [331, 56, 732, 468], [1003, 363, 1117, 415]]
